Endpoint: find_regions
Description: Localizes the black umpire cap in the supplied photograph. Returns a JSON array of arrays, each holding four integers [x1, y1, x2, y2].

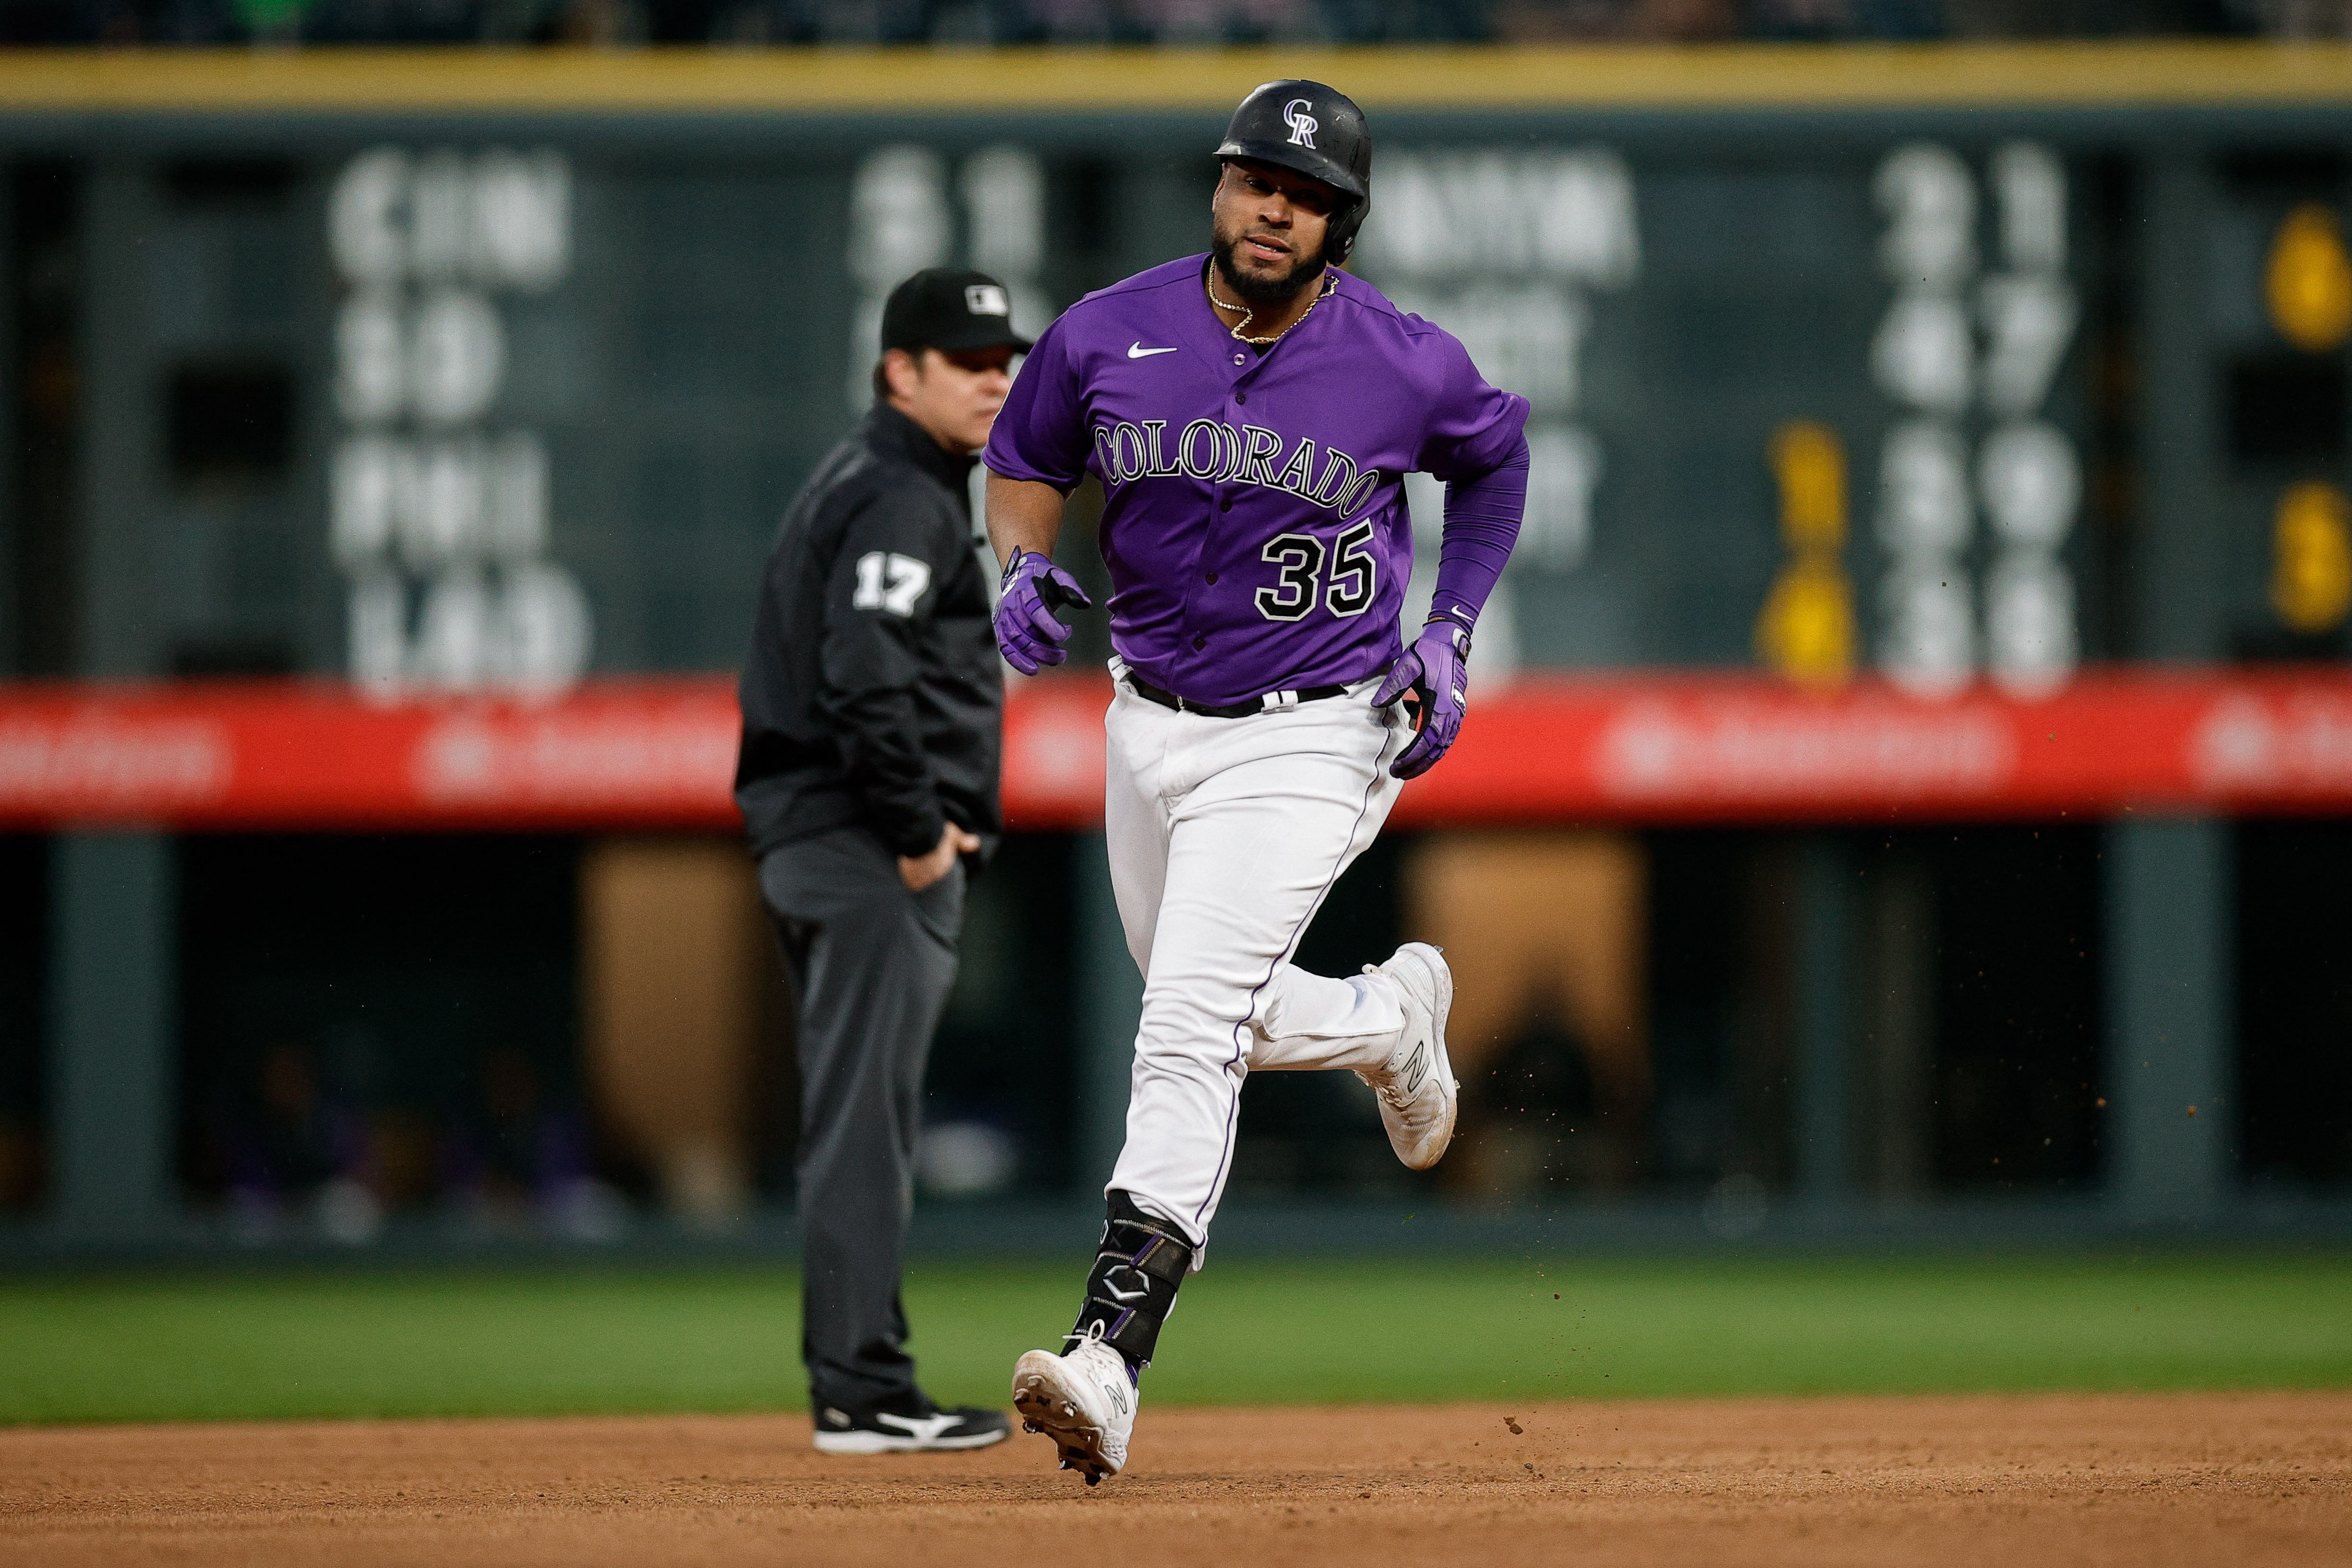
[[881, 267, 1033, 356]]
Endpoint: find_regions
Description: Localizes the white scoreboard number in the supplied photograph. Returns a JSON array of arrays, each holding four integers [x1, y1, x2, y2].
[[327, 146, 593, 700], [1871, 140, 2082, 700]]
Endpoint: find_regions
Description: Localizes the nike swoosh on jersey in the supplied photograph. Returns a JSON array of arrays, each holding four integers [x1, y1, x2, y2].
[[1127, 343, 1179, 358]]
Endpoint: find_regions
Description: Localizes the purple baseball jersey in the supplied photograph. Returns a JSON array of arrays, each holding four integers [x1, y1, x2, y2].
[[985, 255, 1529, 709]]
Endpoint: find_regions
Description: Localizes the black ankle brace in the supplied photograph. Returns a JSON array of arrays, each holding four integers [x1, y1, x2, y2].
[[1066, 1192, 1194, 1369]]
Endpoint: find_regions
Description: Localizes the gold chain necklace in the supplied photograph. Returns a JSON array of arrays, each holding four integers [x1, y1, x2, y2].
[[1207, 267, 1335, 346]]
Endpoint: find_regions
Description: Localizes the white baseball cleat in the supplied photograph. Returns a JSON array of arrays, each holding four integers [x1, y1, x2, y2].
[[1360, 942, 1459, 1170], [1011, 1335, 1136, 1485]]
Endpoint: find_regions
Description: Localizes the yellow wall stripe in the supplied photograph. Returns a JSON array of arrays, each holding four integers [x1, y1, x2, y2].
[[7, 42, 2352, 116]]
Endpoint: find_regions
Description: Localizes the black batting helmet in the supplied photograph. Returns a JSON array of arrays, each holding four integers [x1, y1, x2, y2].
[[1215, 79, 1372, 263]]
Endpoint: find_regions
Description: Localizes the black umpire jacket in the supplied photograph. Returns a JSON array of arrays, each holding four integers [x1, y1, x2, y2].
[[734, 404, 1003, 864]]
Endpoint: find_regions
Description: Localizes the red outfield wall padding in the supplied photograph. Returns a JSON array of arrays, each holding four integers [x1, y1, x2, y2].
[[1, 667, 2350, 832]]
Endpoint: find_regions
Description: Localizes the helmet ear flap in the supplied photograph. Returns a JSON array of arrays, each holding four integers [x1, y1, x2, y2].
[[1329, 196, 1367, 265]]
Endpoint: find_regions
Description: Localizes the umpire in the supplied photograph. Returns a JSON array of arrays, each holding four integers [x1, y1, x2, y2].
[[736, 269, 1026, 1454]]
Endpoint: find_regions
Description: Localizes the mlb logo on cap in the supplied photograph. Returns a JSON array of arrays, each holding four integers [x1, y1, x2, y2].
[[881, 267, 1033, 355]]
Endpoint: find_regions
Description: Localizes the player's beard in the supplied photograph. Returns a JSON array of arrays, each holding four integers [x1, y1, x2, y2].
[[1210, 221, 1327, 304]]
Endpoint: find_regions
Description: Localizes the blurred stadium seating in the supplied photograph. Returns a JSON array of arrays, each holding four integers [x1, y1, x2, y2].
[[0, 0, 2344, 48]]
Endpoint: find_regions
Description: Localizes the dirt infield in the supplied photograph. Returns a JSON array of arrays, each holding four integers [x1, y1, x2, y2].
[[5, 1392, 2347, 1567]]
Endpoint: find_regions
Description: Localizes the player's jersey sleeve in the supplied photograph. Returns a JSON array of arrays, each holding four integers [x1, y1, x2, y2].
[[983, 314, 1090, 491], [820, 488, 952, 858], [1413, 329, 1531, 482]]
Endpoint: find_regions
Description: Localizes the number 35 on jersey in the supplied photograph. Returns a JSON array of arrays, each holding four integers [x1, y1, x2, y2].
[[1257, 522, 1378, 622]]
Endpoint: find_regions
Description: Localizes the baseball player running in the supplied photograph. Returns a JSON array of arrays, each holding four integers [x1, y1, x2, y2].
[[981, 80, 1530, 1484]]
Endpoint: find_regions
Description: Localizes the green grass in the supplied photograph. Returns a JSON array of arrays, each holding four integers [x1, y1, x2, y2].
[[3, 1252, 2349, 1425]]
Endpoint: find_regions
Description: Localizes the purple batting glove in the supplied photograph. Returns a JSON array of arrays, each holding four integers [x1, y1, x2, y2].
[[1372, 618, 1473, 780], [993, 547, 1094, 675]]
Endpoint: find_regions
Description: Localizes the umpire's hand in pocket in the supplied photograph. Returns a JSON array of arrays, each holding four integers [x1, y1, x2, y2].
[[901, 822, 984, 891]]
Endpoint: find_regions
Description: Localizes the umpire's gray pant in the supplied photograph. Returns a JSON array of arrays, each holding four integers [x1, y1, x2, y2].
[[759, 825, 963, 1413]]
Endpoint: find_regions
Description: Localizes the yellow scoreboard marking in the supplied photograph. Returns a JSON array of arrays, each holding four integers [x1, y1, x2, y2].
[[9, 42, 2352, 116], [1757, 420, 1856, 693], [2273, 481, 2352, 636], [2268, 204, 2352, 355]]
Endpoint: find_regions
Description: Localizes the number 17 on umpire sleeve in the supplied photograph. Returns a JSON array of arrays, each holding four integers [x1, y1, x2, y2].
[[853, 551, 934, 617]]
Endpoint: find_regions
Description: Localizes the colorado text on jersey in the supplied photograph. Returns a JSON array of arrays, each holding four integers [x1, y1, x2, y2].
[[1089, 417, 1385, 519]]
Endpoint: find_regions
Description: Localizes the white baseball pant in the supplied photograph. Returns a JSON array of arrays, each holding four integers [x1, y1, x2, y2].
[[1100, 663, 1413, 1250]]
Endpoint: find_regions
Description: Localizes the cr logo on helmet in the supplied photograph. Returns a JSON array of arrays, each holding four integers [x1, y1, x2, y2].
[[1283, 99, 1318, 149]]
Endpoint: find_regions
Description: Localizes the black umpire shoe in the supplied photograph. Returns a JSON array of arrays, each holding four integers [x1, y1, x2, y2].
[[810, 1390, 1011, 1454]]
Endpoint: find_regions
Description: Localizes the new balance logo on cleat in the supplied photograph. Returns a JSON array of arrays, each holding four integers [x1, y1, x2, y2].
[[1358, 944, 1458, 1171]]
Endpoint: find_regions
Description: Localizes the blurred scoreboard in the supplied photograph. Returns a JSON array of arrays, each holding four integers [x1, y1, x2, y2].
[[5, 47, 2352, 824]]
